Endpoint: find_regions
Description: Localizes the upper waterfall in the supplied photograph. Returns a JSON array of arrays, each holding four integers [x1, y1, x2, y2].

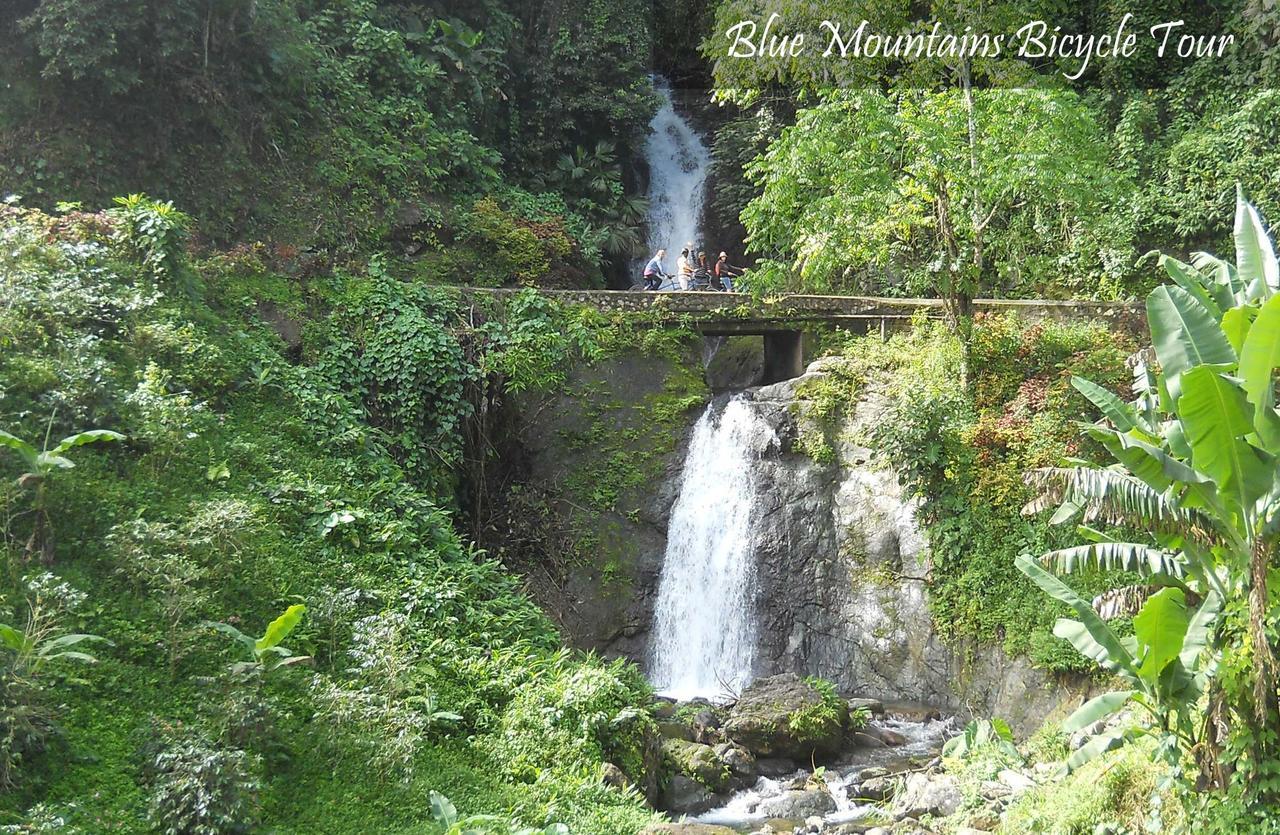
[[644, 76, 711, 258], [648, 396, 775, 700]]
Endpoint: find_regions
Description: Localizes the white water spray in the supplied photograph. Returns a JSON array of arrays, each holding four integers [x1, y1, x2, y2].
[[649, 397, 775, 700], [644, 76, 710, 263]]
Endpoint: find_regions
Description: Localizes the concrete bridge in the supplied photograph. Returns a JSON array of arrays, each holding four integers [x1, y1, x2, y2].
[[459, 289, 1141, 383]]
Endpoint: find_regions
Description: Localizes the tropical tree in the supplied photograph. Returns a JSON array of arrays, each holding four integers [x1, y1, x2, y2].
[[1020, 187, 1280, 798], [0, 422, 125, 564], [741, 87, 1127, 335]]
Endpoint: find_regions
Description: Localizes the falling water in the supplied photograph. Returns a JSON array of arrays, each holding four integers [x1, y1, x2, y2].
[[649, 396, 775, 700], [644, 76, 711, 264]]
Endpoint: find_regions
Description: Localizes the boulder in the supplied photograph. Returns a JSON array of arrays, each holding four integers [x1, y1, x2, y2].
[[851, 731, 886, 748], [662, 738, 732, 793], [657, 774, 718, 816], [756, 757, 799, 777], [713, 742, 758, 784], [653, 698, 679, 719], [849, 775, 896, 801], [847, 697, 884, 715], [723, 674, 847, 759], [658, 719, 697, 741], [893, 773, 962, 819], [997, 768, 1036, 796], [869, 725, 908, 746], [756, 787, 838, 819], [640, 824, 738, 835], [692, 708, 724, 743]]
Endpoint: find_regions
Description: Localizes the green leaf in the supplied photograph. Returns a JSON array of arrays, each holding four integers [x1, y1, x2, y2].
[[256, 604, 306, 653], [1234, 184, 1279, 301], [0, 623, 25, 652], [204, 621, 256, 654], [1072, 376, 1138, 432], [1179, 589, 1222, 672], [1161, 255, 1222, 320], [1040, 542, 1184, 578], [429, 791, 458, 826], [1062, 690, 1135, 733], [1239, 294, 1280, 449], [1177, 366, 1272, 512], [1133, 587, 1190, 681], [1019, 552, 1138, 680], [1062, 728, 1132, 774], [0, 430, 39, 471], [48, 429, 125, 456], [1221, 306, 1257, 355], [1146, 285, 1236, 400]]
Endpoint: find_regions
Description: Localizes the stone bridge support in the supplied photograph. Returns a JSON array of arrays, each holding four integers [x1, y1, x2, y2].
[[761, 330, 805, 384]]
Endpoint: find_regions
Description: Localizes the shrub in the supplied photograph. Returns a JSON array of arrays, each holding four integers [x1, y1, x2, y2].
[[143, 728, 261, 835]]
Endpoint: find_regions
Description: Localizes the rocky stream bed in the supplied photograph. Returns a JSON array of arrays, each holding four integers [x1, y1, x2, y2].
[[636, 673, 1050, 835]]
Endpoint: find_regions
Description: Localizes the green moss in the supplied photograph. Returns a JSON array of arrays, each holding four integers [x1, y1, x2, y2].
[[787, 677, 847, 744]]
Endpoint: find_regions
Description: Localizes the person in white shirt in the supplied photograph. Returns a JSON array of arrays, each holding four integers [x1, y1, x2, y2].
[[676, 249, 692, 290]]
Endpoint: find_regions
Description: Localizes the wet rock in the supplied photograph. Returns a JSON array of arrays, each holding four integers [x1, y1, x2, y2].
[[653, 698, 679, 719], [847, 697, 884, 715], [725, 674, 848, 759], [849, 774, 897, 801], [884, 704, 943, 723], [871, 726, 908, 746], [657, 774, 718, 816], [658, 719, 696, 741], [893, 773, 962, 819], [756, 757, 799, 777], [714, 742, 758, 782], [640, 823, 738, 835], [851, 731, 886, 748], [756, 787, 838, 819], [865, 828, 892, 835], [662, 738, 732, 793], [693, 708, 724, 743]]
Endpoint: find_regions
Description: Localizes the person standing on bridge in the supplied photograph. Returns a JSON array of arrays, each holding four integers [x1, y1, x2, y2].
[[642, 248, 667, 291], [715, 251, 741, 292], [676, 248, 693, 291]]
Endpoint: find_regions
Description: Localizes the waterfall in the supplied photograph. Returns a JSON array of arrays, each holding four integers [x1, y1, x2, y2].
[[649, 396, 775, 700], [643, 76, 710, 267]]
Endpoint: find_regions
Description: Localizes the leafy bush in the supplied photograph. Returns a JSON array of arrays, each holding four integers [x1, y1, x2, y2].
[[788, 677, 847, 743], [143, 728, 261, 835], [0, 573, 105, 789]]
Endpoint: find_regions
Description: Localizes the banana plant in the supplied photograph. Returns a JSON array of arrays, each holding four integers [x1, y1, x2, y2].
[[0, 422, 125, 564], [429, 791, 568, 835], [204, 605, 310, 676], [0, 620, 108, 674], [1021, 186, 1280, 784]]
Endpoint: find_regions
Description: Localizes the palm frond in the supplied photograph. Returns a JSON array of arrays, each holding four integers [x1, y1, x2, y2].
[[1041, 542, 1186, 577]]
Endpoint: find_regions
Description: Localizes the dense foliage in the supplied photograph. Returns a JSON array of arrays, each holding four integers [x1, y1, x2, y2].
[[798, 311, 1139, 671], [1020, 193, 1280, 829], [0, 202, 661, 832], [703, 0, 1280, 305], [0, 0, 657, 283]]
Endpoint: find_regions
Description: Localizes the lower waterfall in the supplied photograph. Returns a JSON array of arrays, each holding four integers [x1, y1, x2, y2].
[[648, 396, 775, 700]]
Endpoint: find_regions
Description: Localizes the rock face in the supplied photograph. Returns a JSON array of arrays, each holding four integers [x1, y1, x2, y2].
[[723, 365, 1093, 735], [513, 351, 1093, 735], [723, 674, 847, 759]]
